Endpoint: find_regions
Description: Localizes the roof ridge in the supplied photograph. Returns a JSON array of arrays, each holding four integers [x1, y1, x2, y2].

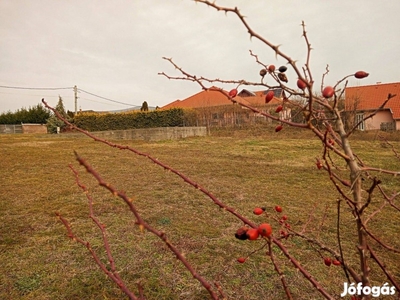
[[347, 82, 400, 89]]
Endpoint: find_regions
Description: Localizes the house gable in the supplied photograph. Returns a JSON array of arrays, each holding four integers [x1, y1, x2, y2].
[[161, 99, 182, 110], [238, 89, 256, 97], [238, 88, 283, 106], [345, 82, 400, 120], [161, 87, 253, 109], [161, 87, 284, 110]]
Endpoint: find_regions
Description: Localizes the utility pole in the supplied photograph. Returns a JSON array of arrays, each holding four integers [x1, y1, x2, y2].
[[73, 85, 78, 115]]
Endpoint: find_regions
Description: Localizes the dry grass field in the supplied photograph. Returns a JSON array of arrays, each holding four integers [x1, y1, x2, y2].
[[1, 127, 399, 299]]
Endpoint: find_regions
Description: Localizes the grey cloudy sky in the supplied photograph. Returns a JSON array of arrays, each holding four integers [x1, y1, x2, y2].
[[1, 0, 399, 113]]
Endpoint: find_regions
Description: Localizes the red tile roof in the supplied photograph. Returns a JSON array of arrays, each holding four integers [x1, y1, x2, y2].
[[161, 87, 251, 109], [162, 99, 182, 110], [161, 87, 282, 109], [239, 88, 283, 106], [345, 82, 400, 119]]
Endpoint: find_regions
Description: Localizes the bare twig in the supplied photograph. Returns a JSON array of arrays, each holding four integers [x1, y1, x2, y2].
[[346, 93, 397, 137], [72, 151, 222, 299], [359, 178, 382, 214], [336, 199, 350, 283], [267, 242, 293, 300], [367, 245, 400, 291], [56, 213, 140, 300]]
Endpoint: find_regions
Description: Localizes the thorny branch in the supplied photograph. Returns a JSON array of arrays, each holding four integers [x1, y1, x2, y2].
[[44, 98, 336, 299], [160, 57, 355, 163], [346, 93, 397, 138], [336, 199, 351, 283], [43, 98, 256, 228], [182, 2, 399, 296], [267, 242, 293, 300], [71, 151, 222, 299], [367, 245, 400, 292], [379, 135, 400, 161], [56, 212, 140, 300], [378, 187, 400, 212]]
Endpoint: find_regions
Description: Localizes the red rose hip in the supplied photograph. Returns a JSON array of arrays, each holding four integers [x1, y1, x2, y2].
[[332, 260, 341, 266], [253, 207, 264, 215], [229, 89, 238, 98], [322, 86, 334, 99], [354, 71, 369, 79], [235, 227, 249, 240], [246, 228, 259, 240], [259, 69, 267, 77], [237, 257, 246, 263], [268, 65, 275, 73], [265, 90, 275, 103], [324, 257, 332, 267], [297, 79, 307, 90], [258, 223, 272, 237]]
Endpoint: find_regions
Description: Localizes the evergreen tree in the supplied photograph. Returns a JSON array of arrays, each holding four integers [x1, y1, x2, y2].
[[140, 101, 149, 112], [67, 110, 75, 119], [29, 104, 50, 124], [0, 111, 15, 124], [46, 96, 70, 133], [0, 103, 50, 124]]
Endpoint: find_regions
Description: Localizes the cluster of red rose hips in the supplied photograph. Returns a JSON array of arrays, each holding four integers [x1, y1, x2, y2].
[[235, 205, 289, 263], [228, 69, 369, 134], [298, 71, 369, 99], [260, 65, 289, 84], [323, 257, 341, 267], [234, 218, 272, 242]]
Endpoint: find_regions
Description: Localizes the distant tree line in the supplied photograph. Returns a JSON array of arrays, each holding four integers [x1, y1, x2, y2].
[[1, 98, 197, 133], [0, 104, 50, 124]]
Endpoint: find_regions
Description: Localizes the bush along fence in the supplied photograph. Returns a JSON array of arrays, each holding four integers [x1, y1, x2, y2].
[[73, 108, 198, 131]]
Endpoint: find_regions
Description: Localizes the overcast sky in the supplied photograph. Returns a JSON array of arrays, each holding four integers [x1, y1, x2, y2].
[[1, 0, 399, 113]]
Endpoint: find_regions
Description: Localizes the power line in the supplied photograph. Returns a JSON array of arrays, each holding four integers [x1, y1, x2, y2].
[[0, 85, 73, 90], [77, 88, 139, 107], [79, 97, 126, 106], [0, 84, 141, 107], [0, 91, 68, 98]]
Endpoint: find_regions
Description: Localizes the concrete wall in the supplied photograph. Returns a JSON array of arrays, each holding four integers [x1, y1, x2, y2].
[[0, 124, 47, 134], [22, 124, 48, 134], [89, 126, 208, 141]]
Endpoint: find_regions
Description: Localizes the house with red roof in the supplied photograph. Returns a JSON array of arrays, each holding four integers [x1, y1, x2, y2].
[[161, 86, 288, 127], [345, 82, 400, 131], [162, 87, 250, 109]]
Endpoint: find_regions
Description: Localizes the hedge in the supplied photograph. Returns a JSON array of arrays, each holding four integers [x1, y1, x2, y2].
[[0, 104, 50, 124], [73, 108, 198, 131]]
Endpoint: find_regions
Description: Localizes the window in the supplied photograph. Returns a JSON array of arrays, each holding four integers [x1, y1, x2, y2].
[[356, 113, 364, 131]]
